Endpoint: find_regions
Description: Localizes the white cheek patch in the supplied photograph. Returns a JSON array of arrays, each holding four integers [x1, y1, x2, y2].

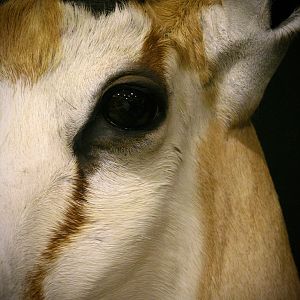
[[42, 48, 210, 300], [0, 80, 79, 299], [0, 4, 152, 298], [0, 2, 226, 299], [33, 5, 210, 298]]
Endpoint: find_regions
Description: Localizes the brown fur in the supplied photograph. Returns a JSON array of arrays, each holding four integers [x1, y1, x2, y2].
[[197, 121, 300, 299], [0, 0, 61, 83], [138, 0, 221, 83], [25, 168, 88, 300], [3, 0, 296, 298]]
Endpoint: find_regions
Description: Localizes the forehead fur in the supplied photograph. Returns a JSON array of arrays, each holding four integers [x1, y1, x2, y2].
[[0, 0, 220, 83], [138, 0, 220, 82], [0, 0, 61, 83]]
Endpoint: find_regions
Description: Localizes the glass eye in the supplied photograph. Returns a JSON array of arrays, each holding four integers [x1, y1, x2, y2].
[[101, 85, 163, 130]]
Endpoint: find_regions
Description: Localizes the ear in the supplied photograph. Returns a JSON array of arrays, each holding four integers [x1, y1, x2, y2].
[[201, 0, 300, 126]]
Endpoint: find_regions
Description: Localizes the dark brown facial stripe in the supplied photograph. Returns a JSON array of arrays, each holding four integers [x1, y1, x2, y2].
[[0, 0, 62, 83], [25, 166, 88, 300]]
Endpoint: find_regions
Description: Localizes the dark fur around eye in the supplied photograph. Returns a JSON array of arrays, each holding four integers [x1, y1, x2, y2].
[[72, 73, 168, 164], [63, 0, 127, 15], [62, 0, 146, 15]]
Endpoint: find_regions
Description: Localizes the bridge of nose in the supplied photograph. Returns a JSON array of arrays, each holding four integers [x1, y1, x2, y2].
[[0, 82, 78, 298], [0, 82, 73, 184]]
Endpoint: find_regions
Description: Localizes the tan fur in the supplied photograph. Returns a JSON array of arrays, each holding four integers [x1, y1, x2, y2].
[[1, 1, 297, 298], [0, 0, 61, 83], [197, 121, 300, 299], [138, 0, 220, 83]]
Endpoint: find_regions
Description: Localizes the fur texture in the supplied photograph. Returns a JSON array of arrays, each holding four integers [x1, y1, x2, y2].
[[0, 0, 299, 299], [0, 0, 61, 82]]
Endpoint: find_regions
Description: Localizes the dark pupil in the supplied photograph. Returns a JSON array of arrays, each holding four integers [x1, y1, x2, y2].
[[104, 87, 158, 129]]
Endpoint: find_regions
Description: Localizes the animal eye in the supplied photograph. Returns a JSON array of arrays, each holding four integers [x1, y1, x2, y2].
[[72, 75, 167, 158], [100, 84, 164, 130]]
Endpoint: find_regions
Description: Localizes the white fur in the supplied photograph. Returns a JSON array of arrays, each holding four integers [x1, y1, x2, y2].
[[0, 4, 210, 299], [201, 1, 300, 125], [0, 1, 299, 299]]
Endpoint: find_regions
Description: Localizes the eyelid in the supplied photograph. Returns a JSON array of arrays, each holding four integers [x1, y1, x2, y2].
[[101, 75, 165, 97], [72, 74, 169, 158]]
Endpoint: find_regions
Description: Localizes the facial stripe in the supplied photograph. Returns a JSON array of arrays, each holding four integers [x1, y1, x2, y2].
[[25, 166, 88, 299], [0, 0, 61, 83]]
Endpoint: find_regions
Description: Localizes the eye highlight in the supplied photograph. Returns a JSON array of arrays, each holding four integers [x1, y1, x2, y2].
[[99, 75, 167, 131], [73, 73, 168, 160], [101, 84, 162, 130]]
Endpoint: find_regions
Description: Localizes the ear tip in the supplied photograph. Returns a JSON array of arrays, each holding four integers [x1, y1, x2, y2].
[[274, 7, 300, 40]]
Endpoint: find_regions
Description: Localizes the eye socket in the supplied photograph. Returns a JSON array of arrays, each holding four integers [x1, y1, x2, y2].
[[100, 83, 165, 131], [73, 74, 168, 161]]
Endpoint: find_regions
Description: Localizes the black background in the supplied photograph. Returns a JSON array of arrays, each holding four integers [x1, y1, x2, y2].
[[253, 0, 300, 273]]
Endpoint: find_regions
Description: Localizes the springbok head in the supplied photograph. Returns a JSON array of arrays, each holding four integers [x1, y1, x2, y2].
[[0, 0, 299, 299]]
